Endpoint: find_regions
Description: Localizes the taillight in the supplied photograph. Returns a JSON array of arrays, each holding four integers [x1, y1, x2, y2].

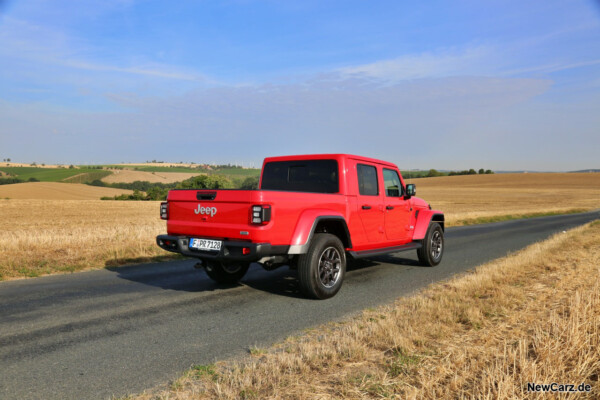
[[250, 205, 271, 225], [160, 202, 169, 220]]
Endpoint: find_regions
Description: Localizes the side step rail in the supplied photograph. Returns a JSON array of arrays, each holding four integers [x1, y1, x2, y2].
[[348, 242, 422, 259]]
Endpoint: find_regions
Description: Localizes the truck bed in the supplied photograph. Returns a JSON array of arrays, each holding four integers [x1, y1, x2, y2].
[[166, 189, 349, 246]]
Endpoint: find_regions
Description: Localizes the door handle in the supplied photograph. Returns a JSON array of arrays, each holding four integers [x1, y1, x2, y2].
[[361, 205, 372, 210], [386, 206, 394, 210]]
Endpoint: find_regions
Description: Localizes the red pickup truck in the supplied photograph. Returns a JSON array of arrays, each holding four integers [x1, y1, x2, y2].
[[157, 154, 444, 299]]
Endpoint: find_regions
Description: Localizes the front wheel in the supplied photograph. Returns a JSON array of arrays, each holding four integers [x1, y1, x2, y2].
[[417, 223, 444, 266], [204, 261, 250, 284], [297, 233, 346, 299]]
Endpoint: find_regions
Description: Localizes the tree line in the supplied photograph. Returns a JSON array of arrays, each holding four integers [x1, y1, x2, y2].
[[424, 168, 494, 178], [97, 175, 259, 201], [0, 177, 40, 185]]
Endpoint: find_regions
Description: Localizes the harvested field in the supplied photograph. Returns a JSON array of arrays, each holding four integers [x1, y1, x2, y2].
[[0, 173, 598, 280], [133, 221, 600, 400], [0, 199, 167, 279], [1, 162, 64, 168], [0, 182, 134, 200], [408, 173, 600, 226], [101, 169, 203, 184]]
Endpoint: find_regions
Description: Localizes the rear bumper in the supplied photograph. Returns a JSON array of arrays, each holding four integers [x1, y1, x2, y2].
[[156, 235, 289, 262]]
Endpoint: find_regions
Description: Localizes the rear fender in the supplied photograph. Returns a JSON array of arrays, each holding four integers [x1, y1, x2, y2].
[[288, 209, 349, 254], [413, 210, 445, 240]]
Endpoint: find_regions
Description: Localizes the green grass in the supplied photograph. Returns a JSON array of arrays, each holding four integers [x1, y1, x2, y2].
[[387, 347, 421, 377], [248, 345, 267, 356], [401, 170, 431, 179], [0, 167, 109, 182], [455, 208, 590, 226], [190, 364, 217, 380], [10, 262, 81, 280]]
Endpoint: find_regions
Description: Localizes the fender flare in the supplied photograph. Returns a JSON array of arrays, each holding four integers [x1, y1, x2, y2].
[[288, 209, 350, 254], [413, 210, 445, 240]]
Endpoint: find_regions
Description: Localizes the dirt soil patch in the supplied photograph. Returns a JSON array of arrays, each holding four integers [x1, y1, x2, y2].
[[101, 169, 203, 184]]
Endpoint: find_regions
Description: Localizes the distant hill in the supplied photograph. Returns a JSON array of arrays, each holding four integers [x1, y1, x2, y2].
[[494, 170, 555, 174], [0, 182, 134, 200], [101, 169, 204, 184], [492, 170, 599, 174]]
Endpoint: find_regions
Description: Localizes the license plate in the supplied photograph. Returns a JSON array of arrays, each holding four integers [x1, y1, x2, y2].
[[189, 238, 222, 252]]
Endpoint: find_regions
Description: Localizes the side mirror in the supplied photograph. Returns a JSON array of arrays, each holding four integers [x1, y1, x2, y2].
[[405, 184, 416, 199]]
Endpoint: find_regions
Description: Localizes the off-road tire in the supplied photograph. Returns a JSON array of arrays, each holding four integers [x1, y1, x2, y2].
[[204, 261, 250, 284], [297, 233, 346, 299], [417, 223, 444, 266]]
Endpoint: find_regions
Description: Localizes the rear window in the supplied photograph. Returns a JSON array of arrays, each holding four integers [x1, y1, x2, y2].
[[357, 164, 379, 196], [261, 160, 339, 193]]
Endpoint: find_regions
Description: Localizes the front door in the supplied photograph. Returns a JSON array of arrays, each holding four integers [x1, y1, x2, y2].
[[356, 163, 385, 243], [383, 168, 411, 242]]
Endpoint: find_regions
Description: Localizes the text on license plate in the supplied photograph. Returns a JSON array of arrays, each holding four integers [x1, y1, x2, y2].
[[189, 238, 222, 251]]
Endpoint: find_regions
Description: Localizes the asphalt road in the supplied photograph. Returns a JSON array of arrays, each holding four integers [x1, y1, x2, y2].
[[1, 211, 598, 400]]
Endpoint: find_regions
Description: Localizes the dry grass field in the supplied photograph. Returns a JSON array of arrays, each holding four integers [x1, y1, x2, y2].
[[101, 169, 203, 184], [0, 199, 168, 279], [0, 182, 134, 200], [132, 221, 600, 400], [0, 173, 597, 281], [409, 173, 600, 225]]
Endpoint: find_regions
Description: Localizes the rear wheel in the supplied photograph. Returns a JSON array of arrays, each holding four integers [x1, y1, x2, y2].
[[297, 233, 346, 299], [417, 223, 444, 266], [204, 261, 250, 284]]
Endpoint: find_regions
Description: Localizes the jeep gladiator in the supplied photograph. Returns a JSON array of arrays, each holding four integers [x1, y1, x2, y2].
[[157, 154, 444, 299]]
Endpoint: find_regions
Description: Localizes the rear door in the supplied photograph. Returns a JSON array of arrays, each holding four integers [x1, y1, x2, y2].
[[383, 168, 412, 242], [356, 163, 385, 243]]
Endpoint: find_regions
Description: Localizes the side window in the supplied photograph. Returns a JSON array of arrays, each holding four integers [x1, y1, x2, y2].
[[357, 164, 379, 196], [383, 169, 403, 197]]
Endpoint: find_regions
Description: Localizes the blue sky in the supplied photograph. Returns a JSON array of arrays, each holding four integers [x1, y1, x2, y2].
[[1, 0, 599, 170]]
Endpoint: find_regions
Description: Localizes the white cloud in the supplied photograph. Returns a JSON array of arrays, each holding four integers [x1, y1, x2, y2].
[[501, 59, 600, 76], [339, 29, 600, 83], [62, 60, 211, 82], [0, 16, 212, 84], [338, 46, 496, 81]]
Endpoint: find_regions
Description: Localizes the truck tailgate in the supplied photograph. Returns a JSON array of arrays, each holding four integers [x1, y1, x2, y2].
[[167, 190, 257, 239]]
